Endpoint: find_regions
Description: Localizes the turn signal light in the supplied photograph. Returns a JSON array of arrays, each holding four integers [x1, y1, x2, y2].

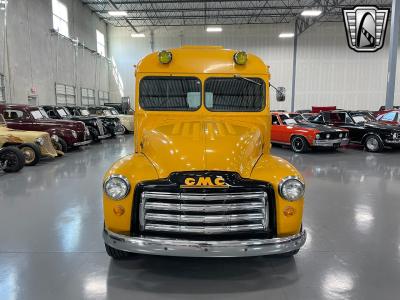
[[159, 50, 173, 64], [233, 51, 247, 65], [113, 205, 125, 216], [283, 206, 296, 217]]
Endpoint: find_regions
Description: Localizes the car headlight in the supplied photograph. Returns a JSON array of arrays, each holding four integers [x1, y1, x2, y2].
[[278, 176, 305, 201], [315, 134, 320, 140], [51, 135, 59, 142], [393, 132, 399, 139], [326, 133, 331, 139], [339, 133, 343, 138], [35, 137, 44, 145], [71, 130, 78, 138], [103, 175, 130, 200]]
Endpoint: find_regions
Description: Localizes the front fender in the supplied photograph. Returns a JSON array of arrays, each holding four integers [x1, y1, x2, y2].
[[103, 154, 158, 233], [250, 154, 304, 237]]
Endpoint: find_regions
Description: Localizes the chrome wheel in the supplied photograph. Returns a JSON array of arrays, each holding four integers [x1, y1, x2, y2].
[[366, 136, 379, 152], [21, 147, 36, 165]]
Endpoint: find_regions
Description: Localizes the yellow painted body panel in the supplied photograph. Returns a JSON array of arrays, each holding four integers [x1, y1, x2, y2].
[[104, 46, 304, 236]]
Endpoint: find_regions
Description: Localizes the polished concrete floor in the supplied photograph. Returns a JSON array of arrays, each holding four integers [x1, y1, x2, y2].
[[1, 135, 400, 300]]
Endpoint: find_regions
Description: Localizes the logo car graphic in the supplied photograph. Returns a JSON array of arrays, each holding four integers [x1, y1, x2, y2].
[[180, 176, 229, 188], [343, 6, 389, 52]]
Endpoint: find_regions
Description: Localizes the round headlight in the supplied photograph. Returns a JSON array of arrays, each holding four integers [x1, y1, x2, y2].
[[326, 133, 331, 139], [315, 134, 320, 140], [393, 132, 399, 139], [279, 177, 305, 201], [233, 51, 247, 65], [339, 133, 343, 138], [51, 134, 59, 142], [158, 50, 172, 64], [104, 175, 130, 200], [35, 137, 44, 145], [71, 130, 78, 138]]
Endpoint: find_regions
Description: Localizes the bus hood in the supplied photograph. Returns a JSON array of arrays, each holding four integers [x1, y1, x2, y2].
[[141, 119, 264, 178]]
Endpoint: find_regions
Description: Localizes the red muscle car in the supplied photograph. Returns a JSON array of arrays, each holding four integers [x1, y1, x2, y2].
[[0, 104, 91, 152], [271, 112, 349, 153]]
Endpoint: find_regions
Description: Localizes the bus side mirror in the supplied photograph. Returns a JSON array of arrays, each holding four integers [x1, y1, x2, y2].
[[276, 87, 286, 102]]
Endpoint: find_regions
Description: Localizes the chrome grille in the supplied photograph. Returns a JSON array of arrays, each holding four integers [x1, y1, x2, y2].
[[41, 135, 57, 156], [139, 191, 268, 235], [96, 119, 105, 135]]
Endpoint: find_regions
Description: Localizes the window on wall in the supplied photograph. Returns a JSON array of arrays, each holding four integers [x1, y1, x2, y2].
[[52, 0, 69, 37], [81, 88, 96, 106], [98, 90, 109, 106], [96, 30, 106, 57], [0, 74, 5, 102], [55, 83, 76, 105]]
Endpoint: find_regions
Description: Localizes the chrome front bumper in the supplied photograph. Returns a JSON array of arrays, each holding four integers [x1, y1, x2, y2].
[[73, 140, 92, 146], [98, 133, 112, 140], [313, 138, 349, 147], [103, 228, 307, 257]]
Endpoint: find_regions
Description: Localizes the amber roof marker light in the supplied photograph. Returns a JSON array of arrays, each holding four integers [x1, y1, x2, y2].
[[233, 51, 247, 65], [158, 50, 173, 64]]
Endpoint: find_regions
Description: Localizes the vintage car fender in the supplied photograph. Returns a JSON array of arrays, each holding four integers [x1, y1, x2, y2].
[[117, 115, 134, 132], [250, 154, 304, 237], [47, 127, 79, 146], [103, 154, 158, 233]]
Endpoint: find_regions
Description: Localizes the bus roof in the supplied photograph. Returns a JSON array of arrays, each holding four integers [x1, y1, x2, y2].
[[135, 45, 270, 75]]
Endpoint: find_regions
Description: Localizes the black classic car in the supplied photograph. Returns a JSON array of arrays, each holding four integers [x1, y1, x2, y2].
[[311, 110, 400, 152], [41, 106, 111, 142], [64, 106, 125, 137]]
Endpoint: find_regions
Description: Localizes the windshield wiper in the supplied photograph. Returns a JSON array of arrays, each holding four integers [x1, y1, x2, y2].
[[233, 75, 262, 86]]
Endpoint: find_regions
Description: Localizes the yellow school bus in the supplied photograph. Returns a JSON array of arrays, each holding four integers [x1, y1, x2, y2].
[[102, 46, 306, 258]]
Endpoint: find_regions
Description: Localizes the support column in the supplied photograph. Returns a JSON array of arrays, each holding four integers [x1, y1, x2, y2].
[[291, 20, 298, 112], [150, 30, 154, 52], [385, 0, 400, 109]]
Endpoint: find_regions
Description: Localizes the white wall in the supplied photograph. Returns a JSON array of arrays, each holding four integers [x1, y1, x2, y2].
[[0, 0, 112, 105], [108, 22, 400, 111]]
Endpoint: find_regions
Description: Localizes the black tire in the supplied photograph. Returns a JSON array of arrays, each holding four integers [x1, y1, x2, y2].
[[88, 126, 100, 142], [0, 147, 25, 172], [105, 243, 132, 259], [58, 138, 68, 153], [18, 143, 41, 166], [280, 249, 300, 257], [290, 136, 310, 153], [364, 135, 384, 153]]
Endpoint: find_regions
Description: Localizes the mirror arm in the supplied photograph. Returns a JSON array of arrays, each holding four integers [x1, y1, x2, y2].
[[269, 83, 284, 97]]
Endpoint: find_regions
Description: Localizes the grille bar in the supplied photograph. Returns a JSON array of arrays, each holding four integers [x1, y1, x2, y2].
[[144, 223, 266, 234], [145, 212, 265, 223], [143, 191, 266, 201]]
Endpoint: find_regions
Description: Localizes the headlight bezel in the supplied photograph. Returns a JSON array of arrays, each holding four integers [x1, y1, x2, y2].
[[71, 130, 78, 138], [51, 134, 59, 142], [103, 174, 131, 200], [278, 176, 305, 201], [35, 137, 44, 145]]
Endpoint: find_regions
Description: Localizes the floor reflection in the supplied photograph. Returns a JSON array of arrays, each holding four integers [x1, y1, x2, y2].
[[106, 255, 298, 295]]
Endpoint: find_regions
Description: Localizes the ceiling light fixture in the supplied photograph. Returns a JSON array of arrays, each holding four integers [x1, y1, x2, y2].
[[206, 27, 222, 32], [279, 32, 295, 38], [108, 11, 128, 16], [301, 10, 322, 17]]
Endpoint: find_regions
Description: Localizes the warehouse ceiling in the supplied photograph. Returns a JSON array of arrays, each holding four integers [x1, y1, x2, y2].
[[82, 0, 392, 31]]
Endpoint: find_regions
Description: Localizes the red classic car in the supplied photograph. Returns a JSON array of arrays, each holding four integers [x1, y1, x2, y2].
[[271, 112, 349, 153], [0, 104, 91, 152], [373, 106, 400, 117]]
